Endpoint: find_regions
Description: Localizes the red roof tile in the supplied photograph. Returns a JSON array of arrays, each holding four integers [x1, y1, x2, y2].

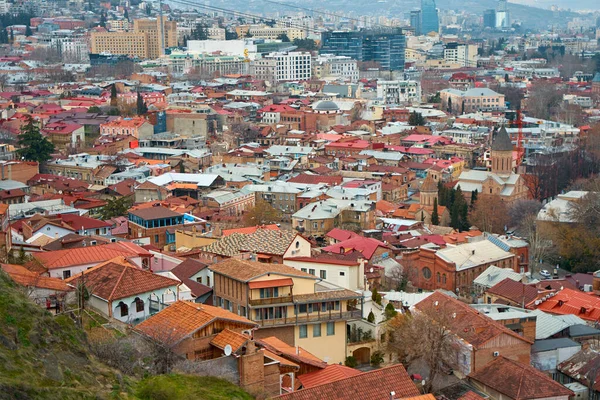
[[535, 288, 600, 322], [297, 364, 362, 389], [322, 237, 389, 260], [33, 242, 150, 270], [486, 278, 542, 307], [273, 364, 419, 400]]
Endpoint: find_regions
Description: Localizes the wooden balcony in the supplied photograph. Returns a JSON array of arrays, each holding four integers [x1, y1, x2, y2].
[[253, 310, 362, 328], [248, 295, 293, 307]]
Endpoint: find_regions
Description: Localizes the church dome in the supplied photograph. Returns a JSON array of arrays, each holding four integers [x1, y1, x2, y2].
[[313, 100, 340, 112]]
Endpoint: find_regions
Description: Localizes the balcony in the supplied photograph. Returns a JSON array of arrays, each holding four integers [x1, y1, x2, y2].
[[248, 295, 293, 307], [253, 310, 362, 328]]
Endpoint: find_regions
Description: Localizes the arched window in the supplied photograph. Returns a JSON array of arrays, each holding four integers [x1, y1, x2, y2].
[[118, 301, 128, 317], [134, 297, 144, 313], [437, 272, 441, 283], [442, 274, 447, 284], [422, 267, 432, 280]]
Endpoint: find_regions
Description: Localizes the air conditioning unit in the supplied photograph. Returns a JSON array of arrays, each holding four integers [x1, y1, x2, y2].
[[493, 351, 500, 357], [584, 284, 593, 292]]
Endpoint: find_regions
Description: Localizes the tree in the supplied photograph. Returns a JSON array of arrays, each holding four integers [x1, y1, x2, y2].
[[447, 97, 452, 113], [469, 194, 509, 234], [110, 84, 118, 107], [470, 189, 478, 209], [25, 25, 32, 37], [431, 197, 440, 225], [370, 351, 385, 368], [384, 302, 397, 320], [450, 186, 469, 231], [387, 306, 457, 392], [100, 196, 133, 220], [277, 33, 290, 42], [99, 11, 107, 28], [145, 3, 152, 16], [136, 92, 148, 115], [243, 199, 281, 226], [16, 118, 55, 164], [371, 288, 382, 305], [408, 111, 425, 126], [191, 23, 209, 41], [527, 80, 564, 120], [9, 28, 13, 44], [292, 38, 316, 51], [123, 8, 129, 21], [87, 106, 102, 114], [367, 310, 375, 323]]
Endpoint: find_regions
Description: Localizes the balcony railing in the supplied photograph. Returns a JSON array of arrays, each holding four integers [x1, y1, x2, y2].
[[253, 310, 362, 327], [248, 295, 293, 307]]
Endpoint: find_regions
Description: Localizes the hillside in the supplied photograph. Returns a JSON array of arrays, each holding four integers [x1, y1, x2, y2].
[[0, 271, 253, 400]]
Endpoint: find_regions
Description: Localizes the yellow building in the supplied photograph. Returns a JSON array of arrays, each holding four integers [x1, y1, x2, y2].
[[90, 17, 177, 59], [210, 259, 362, 364]]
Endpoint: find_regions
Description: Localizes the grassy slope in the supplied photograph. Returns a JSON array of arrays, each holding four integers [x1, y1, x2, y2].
[[0, 271, 253, 400]]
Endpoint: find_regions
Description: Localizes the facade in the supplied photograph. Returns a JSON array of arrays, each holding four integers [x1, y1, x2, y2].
[[168, 53, 247, 76], [128, 206, 192, 250], [99, 117, 154, 140], [250, 52, 312, 84], [320, 29, 406, 71], [209, 259, 362, 364], [90, 17, 177, 59], [410, 10, 422, 35], [441, 88, 506, 114], [313, 54, 359, 82], [421, 0, 439, 34], [444, 43, 477, 67], [377, 80, 422, 104], [292, 199, 376, 237]]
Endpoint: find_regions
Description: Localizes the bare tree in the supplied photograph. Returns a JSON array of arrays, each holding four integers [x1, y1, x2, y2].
[[469, 194, 509, 233], [508, 199, 543, 229], [526, 80, 564, 120]]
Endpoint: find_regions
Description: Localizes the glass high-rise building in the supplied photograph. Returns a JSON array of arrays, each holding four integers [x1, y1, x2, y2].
[[410, 10, 422, 36], [420, 0, 439, 34], [320, 29, 405, 71]]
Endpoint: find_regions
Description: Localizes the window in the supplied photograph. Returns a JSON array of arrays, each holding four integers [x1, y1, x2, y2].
[[206, 276, 210, 287], [295, 241, 300, 249], [299, 325, 307, 338], [309, 269, 315, 276], [422, 267, 432, 280], [437, 272, 441, 283], [135, 297, 144, 313], [260, 287, 279, 298], [196, 277, 203, 284], [301, 268, 307, 273], [313, 323, 321, 337], [339, 271, 345, 276], [118, 302, 128, 317], [63, 270, 71, 279], [327, 322, 335, 336], [154, 234, 159, 243], [320, 270, 327, 279], [299, 304, 307, 313]]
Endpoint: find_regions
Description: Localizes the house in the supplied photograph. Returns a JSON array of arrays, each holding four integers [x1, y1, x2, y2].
[[414, 291, 533, 375], [20, 214, 112, 241], [324, 228, 359, 245], [484, 278, 545, 308], [31, 241, 152, 279], [210, 259, 362, 364], [99, 117, 154, 140], [473, 265, 527, 294], [65, 257, 181, 324], [531, 338, 581, 374], [134, 300, 258, 360], [321, 236, 392, 264], [170, 258, 213, 303], [534, 288, 600, 322], [1, 263, 72, 312], [292, 199, 376, 237], [557, 347, 600, 398], [198, 229, 311, 264], [256, 336, 327, 376], [468, 356, 572, 400], [42, 122, 85, 150], [284, 254, 367, 291], [271, 364, 420, 400]]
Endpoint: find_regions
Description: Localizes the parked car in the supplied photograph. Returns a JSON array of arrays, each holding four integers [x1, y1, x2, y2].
[[540, 270, 551, 279]]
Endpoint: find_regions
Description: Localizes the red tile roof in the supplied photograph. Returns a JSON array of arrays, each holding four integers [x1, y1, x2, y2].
[[1, 263, 71, 291], [33, 242, 151, 270], [535, 288, 600, 322], [210, 328, 249, 352], [325, 228, 360, 242], [65, 257, 179, 301], [414, 291, 533, 348], [256, 336, 326, 369], [468, 356, 573, 399], [322, 236, 389, 260], [273, 364, 419, 400], [135, 301, 257, 344], [457, 391, 486, 400], [58, 214, 112, 230], [486, 278, 543, 307], [298, 364, 362, 389], [287, 174, 343, 185]]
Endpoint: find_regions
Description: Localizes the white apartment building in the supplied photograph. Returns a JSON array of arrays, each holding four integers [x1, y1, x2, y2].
[[50, 31, 89, 63], [247, 25, 306, 40], [376, 80, 422, 104], [108, 19, 130, 31], [314, 54, 359, 82], [250, 51, 311, 84], [443, 43, 477, 68]]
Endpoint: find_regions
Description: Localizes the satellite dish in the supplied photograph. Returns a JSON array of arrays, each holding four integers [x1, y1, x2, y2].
[[224, 344, 232, 356], [369, 268, 374, 273]]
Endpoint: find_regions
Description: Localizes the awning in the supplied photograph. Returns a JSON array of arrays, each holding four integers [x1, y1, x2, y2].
[[248, 278, 294, 289], [257, 254, 272, 259]]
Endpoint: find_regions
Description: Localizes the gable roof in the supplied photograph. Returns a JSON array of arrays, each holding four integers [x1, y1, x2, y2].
[[135, 301, 257, 345], [535, 288, 600, 322], [210, 328, 249, 352], [201, 229, 301, 257], [414, 291, 533, 348], [469, 356, 573, 399], [209, 259, 317, 282], [1, 263, 71, 292], [272, 364, 419, 400], [322, 236, 389, 260], [491, 126, 513, 152], [171, 258, 208, 280], [486, 278, 541, 307], [297, 364, 362, 389], [33, 242, 151, 270], [325, 228, 360, 242], [256, 336, 326, 368], [65, 257, 179, 301], [221, 224, 279, 236]]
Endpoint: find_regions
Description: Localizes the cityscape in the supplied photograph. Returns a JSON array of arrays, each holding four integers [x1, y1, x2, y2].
[[0, 0, 599, 398]]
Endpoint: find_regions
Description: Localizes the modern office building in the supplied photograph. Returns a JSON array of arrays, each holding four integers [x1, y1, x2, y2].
[[496, 0, 510, 29], [320, 28, 406, 71], [483, 9, 496, 28], [420, 0, 439, 34], [410, 10, 422, 36]]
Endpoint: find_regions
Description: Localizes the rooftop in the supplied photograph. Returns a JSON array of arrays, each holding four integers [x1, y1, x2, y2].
[[209, 259, 317, 282]]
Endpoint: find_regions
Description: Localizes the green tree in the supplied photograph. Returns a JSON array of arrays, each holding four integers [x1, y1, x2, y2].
[[25, 25, 32, 36], [408, 111, 425, 126], [100, 196, 133, 220], [431, 197, 440, 225], [9, 28, 13, 43], [470, 189, 478, 209], [384, 302, 397, 320], [371, 288, 382, 305], [191, 23, 208, 41], [370, 351, 385, 368], [292, 38, 317, 51], [277, 33, 290, 42], [87, 106, 102, 114], [110, 84, 118, 107], [16, 118, 55, 164], [136, 92, 148, 115], [367, 310, 375, 323], [145, 3, 152, 15], [99, 12, 107, 28], [447, 97, 453, 113], [124, 8, 129, 21], [450, 185, 469, 231]]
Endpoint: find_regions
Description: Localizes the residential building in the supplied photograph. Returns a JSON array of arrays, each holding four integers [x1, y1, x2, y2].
[[42, 122, 85, 150], [128, 206, 200, 250], [415, 291, 532, 375], [468, 357, 572, 400], [313, 55, 359, 82], [250, 52, 312, 84], [170, 258, 212, 304], [284, 255, 367, 291], [376, 80, 422, 104], [483, 9, 496, 28], [134, 300, 258, 360], [531, 338, 581, 374], [201, 190, 255, 217], [441, 88, 506, 114], [210, 259, 362, 364], [244, 25, 306, 40], [90, 17, 177, 59], [444, 43, 477, 68], [99, 117, 154, 140], [168, 52, 247, 76], [292, 199, 376, 237], [65, 257, 180, 324], [421, 0, 439, 34], [320, 29, 406, 71], [535, 288, 600, 323]]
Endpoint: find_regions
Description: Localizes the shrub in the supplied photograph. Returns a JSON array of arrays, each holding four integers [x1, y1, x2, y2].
[[344, 356, 357, 368]]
